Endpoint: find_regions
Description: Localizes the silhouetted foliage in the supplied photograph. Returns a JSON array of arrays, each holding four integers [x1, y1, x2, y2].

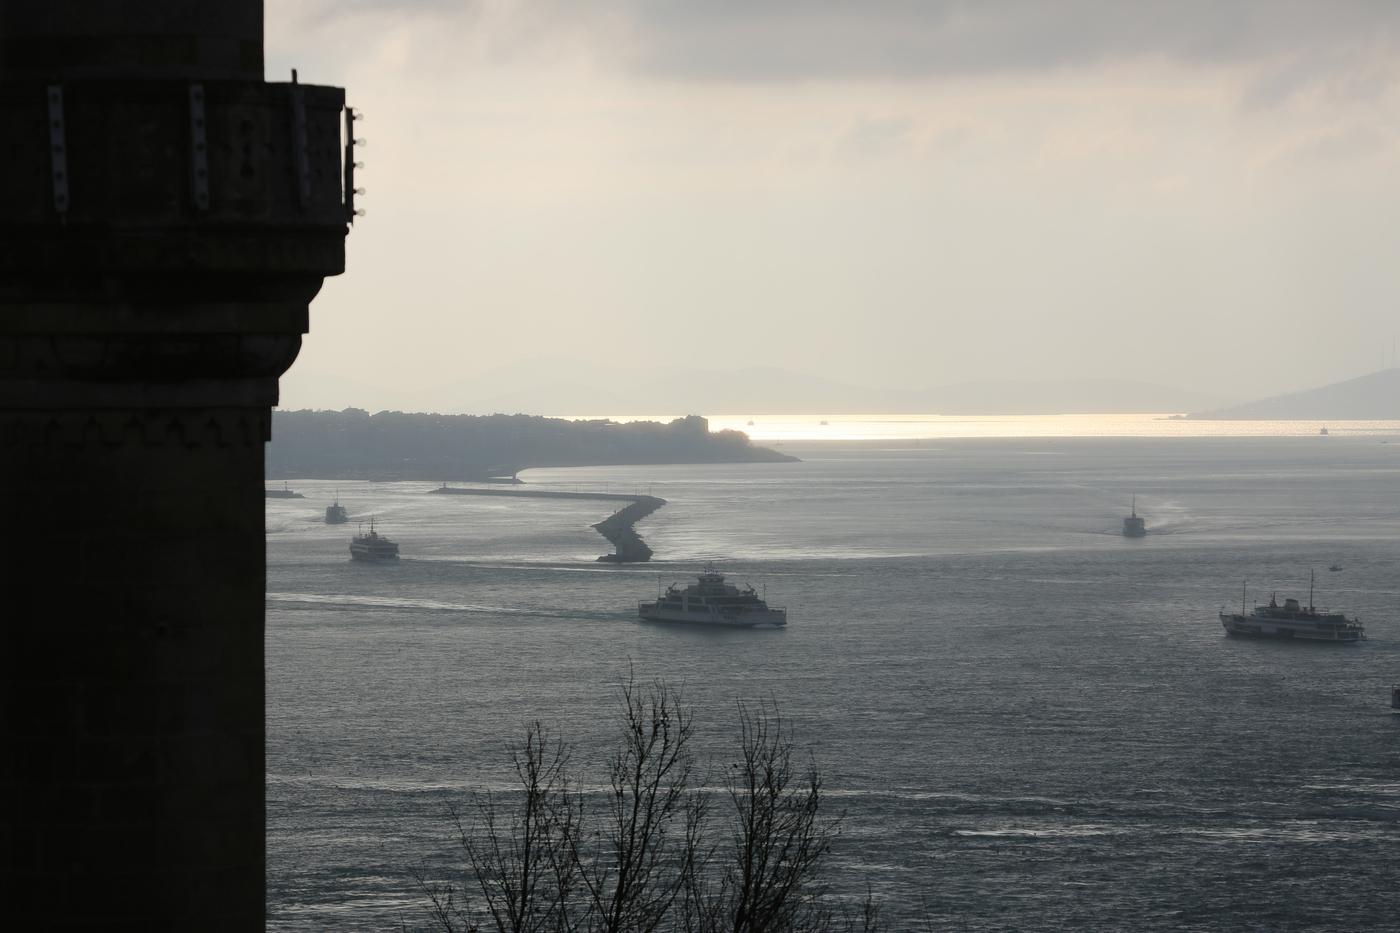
[[421, 677, 884, 933], [709, 703, 834, 932], [268, 410, 794, 479], [434, 725, 581, 933]]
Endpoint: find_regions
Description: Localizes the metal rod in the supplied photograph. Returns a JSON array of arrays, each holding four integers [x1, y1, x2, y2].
[[343, 106, 357, 223]]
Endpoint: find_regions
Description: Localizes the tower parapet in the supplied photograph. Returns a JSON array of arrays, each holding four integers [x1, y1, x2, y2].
[[0, 3, 351, 928]]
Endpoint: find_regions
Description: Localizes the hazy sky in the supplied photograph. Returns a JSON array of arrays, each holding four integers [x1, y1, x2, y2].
[[267, 1, 1400, 412]]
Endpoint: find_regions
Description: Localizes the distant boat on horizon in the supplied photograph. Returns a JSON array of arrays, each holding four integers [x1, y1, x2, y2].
[[1122, 496, 1146, 537], [325, 493, 348, 524], [266, 482, 304, 499]]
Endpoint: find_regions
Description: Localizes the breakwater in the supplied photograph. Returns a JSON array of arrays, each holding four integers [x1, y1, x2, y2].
[[429, 486, 667, 562]]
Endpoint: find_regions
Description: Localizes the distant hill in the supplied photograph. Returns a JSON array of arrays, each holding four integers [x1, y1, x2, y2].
[[394, 359, 1228, 415], [267, 411, 796, 480], [1189, 369, 1400, 420], [466, 365, 880, 415], [909, 378, 1228, 415]]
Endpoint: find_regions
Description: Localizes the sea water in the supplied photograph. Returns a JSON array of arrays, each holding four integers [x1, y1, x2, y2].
[[266, 434, 1400, 930]]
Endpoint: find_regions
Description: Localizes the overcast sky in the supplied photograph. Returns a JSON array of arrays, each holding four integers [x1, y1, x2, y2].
[[267, 1, 1400, 412]]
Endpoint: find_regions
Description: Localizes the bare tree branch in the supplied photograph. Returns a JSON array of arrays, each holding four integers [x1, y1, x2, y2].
[[719, 701, 840, 933], [575, 669, 708, 933], [424, 680, 869, 933], [446, 723, 580, 933]]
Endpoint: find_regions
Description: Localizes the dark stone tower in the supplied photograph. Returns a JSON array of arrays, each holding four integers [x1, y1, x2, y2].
[[0, 2, 351, 927]]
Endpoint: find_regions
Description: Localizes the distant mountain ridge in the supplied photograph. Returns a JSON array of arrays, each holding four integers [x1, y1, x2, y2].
[[398, 360, 1230, 415], [1189, 369, 1400, 420], [906, 378, 1227, 416]]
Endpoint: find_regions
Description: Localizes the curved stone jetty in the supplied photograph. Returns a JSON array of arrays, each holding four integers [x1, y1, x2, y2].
[[592, 495, 667, 562], [430, 485, 668, 562]]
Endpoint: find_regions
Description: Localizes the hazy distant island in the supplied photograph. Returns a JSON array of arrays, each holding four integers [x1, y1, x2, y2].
[[267, 410, 796, 480], [1186, 369, 1400, 420], [283, 358, 1235, 415]]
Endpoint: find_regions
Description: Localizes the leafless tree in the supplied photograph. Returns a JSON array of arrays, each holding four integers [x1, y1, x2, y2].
[[839, 888, 886, 933], [427, 723, 580, 933], [698, 701, 840, 933], [573, 673, 710, 933], [423, 683, 885, 933]]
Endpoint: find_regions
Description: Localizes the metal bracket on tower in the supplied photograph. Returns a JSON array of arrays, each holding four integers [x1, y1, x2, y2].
[[188, 84, 210, 211], [343, 106, 360, 224], [46, 85, 69, 216]]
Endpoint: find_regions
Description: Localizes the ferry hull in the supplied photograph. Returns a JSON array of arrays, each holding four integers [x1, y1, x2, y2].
[[1219, 613, 1362, 642], [638, 605, 786, 628], [350, 546, 399, 561]]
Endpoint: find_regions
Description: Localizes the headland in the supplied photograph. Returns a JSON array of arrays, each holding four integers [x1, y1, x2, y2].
[[268, 410, 796, 480]]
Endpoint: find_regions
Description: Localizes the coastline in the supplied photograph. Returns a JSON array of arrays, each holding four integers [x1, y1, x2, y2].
[[550, 412, 1400, 442]]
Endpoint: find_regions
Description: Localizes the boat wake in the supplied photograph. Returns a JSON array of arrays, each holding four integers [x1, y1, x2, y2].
[[267, 591, 622, 621]]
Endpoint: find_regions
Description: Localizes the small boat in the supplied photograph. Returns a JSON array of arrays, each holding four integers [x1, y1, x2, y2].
[[1219, 574, 1363, 642], [265, 481, 305, 499], [349, 519, 399, 561], [1122, 495, 1146, 538], [1391, 684, 1400, 712], [639, 567, 786, 627], [325, 494, 348, 524], [1328, 564, 1343, 572]]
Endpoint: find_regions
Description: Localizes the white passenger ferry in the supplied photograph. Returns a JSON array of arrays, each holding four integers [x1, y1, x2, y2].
[[349, 519, 400, 561], [1219, 575, 1363, 642], [639, 568, 786, 627]]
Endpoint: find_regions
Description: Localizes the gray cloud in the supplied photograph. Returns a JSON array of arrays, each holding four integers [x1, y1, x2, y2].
[[834, 115, 914, 162], [597, 1, 1400, 80], [290, 1, 1400, 85]]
